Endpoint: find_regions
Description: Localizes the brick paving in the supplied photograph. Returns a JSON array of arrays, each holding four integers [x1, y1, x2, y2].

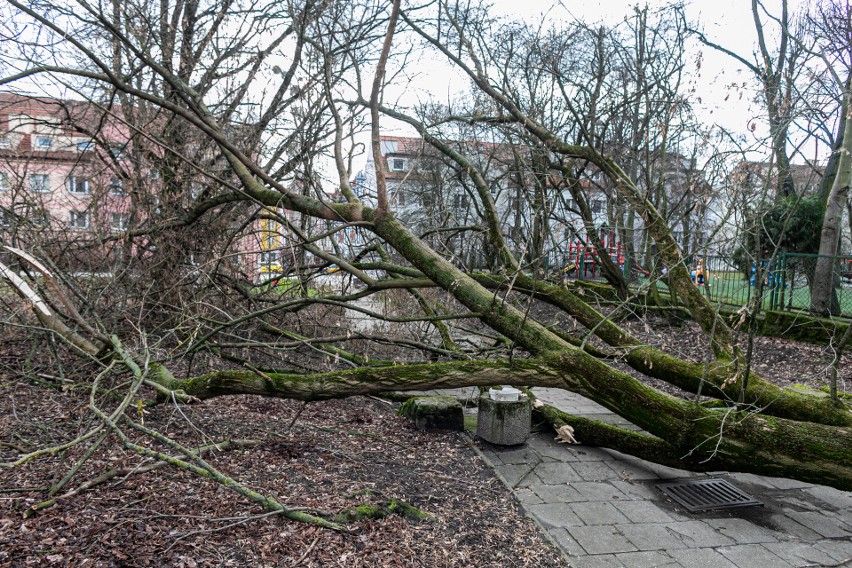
[[437, 387, 852, 568]]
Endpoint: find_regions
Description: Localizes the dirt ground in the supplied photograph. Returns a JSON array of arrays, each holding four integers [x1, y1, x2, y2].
[[0, 379, 564, 567]]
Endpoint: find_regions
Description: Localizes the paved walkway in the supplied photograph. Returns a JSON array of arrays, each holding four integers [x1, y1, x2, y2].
[[436, 387, 852, 568]]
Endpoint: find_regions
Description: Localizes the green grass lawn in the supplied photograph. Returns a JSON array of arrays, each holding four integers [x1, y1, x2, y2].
[[634, 269, 852, 317]]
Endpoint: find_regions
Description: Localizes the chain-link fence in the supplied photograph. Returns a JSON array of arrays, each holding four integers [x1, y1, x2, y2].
[[553, 249, 852, 319], [672, 253, 852, 319]]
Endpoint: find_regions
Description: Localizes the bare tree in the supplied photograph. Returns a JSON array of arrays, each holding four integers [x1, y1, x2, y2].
[[1, 0, 850, 529]]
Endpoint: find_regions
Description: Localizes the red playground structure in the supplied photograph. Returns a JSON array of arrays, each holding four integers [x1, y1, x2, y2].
[[563, 230, 626, 279]]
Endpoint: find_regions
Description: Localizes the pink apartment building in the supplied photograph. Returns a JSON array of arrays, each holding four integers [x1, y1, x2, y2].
[[0, 93, 291, 280], [0, 93, 132, 266]]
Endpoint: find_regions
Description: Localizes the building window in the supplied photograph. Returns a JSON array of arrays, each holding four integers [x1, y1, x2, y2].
[[390, 158, 406, 172], [0, 136, 11, 149], [31, 212, 49, 227], [29, 174, 50, 193], [0, 210, 10, 228], [35, 136, 52, 149], [77, 140, 94, 152], [110, 213, 128, 230], [590, 199, 604, 214], [68, 210, 90, 229], [260, 250, 280, 266], [109, 177, 125, 195], [395, 191, 406, 206], [0, 172, 10, 191], [66, 176, 91, 195], [110, 143, 126, 159]]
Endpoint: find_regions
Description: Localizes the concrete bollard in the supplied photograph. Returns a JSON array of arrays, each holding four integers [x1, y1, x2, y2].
[[476, 392, 531, 446]]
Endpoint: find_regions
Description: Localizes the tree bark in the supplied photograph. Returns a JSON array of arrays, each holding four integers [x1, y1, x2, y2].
[[149, 355, 852, 491], [811, 89, 852, 316]]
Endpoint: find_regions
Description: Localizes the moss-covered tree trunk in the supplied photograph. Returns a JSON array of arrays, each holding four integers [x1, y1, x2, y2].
[[150, 353, 852, 490]]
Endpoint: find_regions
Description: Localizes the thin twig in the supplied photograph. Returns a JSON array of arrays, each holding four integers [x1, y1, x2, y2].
[[292, 535, 321, 567]]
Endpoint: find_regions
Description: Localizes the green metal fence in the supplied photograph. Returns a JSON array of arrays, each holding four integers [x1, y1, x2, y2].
[[559, 251, 852, 319], [676, 254, 852, 319]]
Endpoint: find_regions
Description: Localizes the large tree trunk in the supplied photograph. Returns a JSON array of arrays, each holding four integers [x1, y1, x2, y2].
[[149, 355, 852, 491], [811, 90, 852, 316]]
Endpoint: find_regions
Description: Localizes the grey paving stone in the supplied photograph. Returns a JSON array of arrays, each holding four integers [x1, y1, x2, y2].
[[804, 485, 852, 509], [615, 458, 694, 480], [567, 446, 618, 462], [764, 542, 839, 566], [513, 487, 544, 505], [605, 459, 661, 481], [786, 510, 852, 538], [612, 551, 682, 568], [716, 544, 793, 568], [726, 472, 813, 491], [494, 463, 534, 487], [525, 502, 585, 529], [705, 518, 779, 544], [534, 462, 583, 484], [547, 527, 585, 556], [492, 445, 543, 465], [483, 386, 852, 568], [569, 502, 631, 526], [665, 521, 735, 547], [527, 434, 580, 461], [529, 482, 586, 503], [568, 526, 638, 555], [775, 495, 821, 512], [669, 549, 738, 568], [814, 538, 852, 562], [762, 477, 813, 490], [478, 448, 505, 466], [568, 481, 630, 502], [612, 501, 674, 523], [725, 472, 786, 491], [609, 480, 661, 501], [567, 555, 623, 568], [573, 461, 624, 482], [767, 513, 823, 541], [616, 523, 687, 551], [585, 413, 636, 425]]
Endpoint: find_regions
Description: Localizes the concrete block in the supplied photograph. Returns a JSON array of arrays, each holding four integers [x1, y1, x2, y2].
[[398, 395, 463, 431], [476, 394, 531, 445]]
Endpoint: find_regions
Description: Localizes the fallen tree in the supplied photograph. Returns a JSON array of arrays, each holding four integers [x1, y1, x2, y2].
[[1, 0, 850, 524]]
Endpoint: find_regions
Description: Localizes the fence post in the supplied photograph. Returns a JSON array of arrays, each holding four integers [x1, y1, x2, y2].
[[769, 255, 779, 311]]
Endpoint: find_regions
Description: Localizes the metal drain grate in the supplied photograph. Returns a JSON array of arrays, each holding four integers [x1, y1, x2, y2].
[[657, 478, 763, 512]]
